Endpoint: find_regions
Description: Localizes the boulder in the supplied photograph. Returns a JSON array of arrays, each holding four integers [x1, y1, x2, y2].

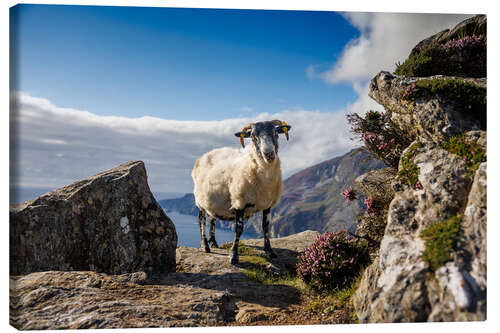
[[10, 161, 177, 275], [369, 71, 485, 143], [353, 141, 486, 322]]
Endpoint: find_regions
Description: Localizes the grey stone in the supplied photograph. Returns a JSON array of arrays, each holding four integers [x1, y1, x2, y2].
[[10, 161, 177, 275]]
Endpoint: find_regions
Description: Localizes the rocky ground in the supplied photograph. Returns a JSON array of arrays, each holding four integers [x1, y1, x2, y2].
[[10, 230, 354, 329]]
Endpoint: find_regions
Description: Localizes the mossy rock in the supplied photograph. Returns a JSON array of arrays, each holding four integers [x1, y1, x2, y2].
[[397, 32, 486, 77], [421, 215, 462, 272]]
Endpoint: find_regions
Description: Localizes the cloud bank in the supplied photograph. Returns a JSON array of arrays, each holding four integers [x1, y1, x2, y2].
[[10, 92, 357, 193]]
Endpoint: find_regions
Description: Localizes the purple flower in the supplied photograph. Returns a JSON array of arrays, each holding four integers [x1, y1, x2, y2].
[[342, 186, 357, 202]]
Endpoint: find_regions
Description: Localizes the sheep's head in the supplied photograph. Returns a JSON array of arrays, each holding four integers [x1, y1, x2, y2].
[[234, 120, 292, 163]]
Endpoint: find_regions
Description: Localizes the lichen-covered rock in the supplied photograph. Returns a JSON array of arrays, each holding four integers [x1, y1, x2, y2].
[[427, 162, 486, 321], [369, 71, 485, 143], [353, 141, 486, 322], [10, 161, 177, 275], [409, 15, 486, 58]]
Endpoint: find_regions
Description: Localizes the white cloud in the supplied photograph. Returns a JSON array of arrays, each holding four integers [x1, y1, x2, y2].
[[321, 13, 472, 85], [10, 92, 357, 193]]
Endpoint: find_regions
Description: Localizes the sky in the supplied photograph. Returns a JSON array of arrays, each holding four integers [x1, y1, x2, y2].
[[9, 4, 472, 194]]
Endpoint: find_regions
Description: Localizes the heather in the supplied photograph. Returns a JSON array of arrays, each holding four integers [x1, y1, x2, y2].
[[395, 35, 486, 78], [297, 231, 369, 291]]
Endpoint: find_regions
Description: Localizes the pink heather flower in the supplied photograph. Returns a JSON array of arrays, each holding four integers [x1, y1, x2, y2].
[[415, 181, 423, 190], [378, 142, 388, 150], [342, 186, 357, 202], [364, 197, 375, 216]]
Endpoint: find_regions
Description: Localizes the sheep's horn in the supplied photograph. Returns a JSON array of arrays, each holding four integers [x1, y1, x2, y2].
[[239, 123, 253, 148], [240, 134, 245, 148]]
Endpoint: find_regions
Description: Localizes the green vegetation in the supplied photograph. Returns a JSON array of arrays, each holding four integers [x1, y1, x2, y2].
[[221, 243, 308, 289], [441, 133, 486, 173], [304, 272, 362, 321], [421, 215, 462, 271], [396, 142, 422, 189], [223, 241, 363, 321], [395, 45, 443, 77], [395, 36, 486, 78]]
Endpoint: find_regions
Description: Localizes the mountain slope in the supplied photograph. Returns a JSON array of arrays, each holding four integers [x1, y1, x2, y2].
[[160, 147, 385, 237]]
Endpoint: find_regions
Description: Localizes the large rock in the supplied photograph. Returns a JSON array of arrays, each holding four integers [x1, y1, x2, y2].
[[369, 71, 485, 143], [10, 270, 236, 329], [10, 231, 318, 329], [353, 141, 486, 322], [10, 161, 177, 275]]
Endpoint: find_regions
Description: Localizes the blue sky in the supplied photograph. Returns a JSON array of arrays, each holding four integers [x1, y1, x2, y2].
[[9, 5, 470, 194], [11, 5, 360, 120]]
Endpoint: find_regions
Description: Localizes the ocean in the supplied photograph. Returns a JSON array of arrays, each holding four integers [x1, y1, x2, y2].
[[166, 211, 252, 247]]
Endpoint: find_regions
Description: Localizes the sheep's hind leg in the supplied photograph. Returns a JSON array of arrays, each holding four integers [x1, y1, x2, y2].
[[208, 218, 219, 248], [262, 208, 277, 258], [198, 209, 210, 253], [229, 210, 244, 265]]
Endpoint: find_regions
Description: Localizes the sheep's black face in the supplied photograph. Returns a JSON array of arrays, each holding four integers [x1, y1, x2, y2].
[[234, 120, 291, 163], [250, 121, 280, 163]]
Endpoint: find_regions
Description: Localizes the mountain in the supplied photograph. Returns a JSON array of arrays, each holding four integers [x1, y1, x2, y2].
[[159, 147, 385, 237], [159, 194, 199, 216]]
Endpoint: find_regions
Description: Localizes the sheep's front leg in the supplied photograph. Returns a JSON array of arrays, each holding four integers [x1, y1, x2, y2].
[[208, 218, 219, 248], [229, 210, 244, 265], [262, 208, 277, 258], [198, 209, 210, 253]]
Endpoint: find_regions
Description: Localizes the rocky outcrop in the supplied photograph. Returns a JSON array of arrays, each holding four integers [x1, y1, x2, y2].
[[369, 71, 485, 143], [354, 141, 485, 322], [10, 161, 178, 275], [10, 231, 318, 329], [353, 15, 487, 323], [409, 14, 486, 57]]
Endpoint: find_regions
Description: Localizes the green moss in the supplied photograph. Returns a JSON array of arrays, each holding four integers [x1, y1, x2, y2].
[[400, 78, 486, 128], [421, 215, 462, 271], [395, 45, 442, 77], [396, 142, 421, 188], [417, 78, 486, 110], [441, 133, 486, 173]]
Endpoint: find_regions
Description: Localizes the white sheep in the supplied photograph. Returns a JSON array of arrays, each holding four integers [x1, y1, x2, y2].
[[191, 120, 292, 264]]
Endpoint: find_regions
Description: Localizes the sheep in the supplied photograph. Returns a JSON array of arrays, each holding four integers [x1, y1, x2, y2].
[[191, 119, 292, 264]]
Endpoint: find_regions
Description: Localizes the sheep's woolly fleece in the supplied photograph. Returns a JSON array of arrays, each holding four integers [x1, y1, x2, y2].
[[192, 143, 283, 221]]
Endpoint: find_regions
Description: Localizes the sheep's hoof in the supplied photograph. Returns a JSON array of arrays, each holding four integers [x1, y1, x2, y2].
[[208, 238, 219, 248], [201, 239, 211, 253], [229, 255, 239, 265], [265, 249, 277, 258]]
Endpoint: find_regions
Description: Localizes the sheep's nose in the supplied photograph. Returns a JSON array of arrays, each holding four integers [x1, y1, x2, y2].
[[264, 151, 275, 162]]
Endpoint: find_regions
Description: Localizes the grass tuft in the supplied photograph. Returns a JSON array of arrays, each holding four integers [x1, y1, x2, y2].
[[421, 215, 462, 271]]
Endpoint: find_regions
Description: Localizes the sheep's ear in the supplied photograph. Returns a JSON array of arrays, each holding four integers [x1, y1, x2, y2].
[[234, 131, 251, 148], [276, 125, 292, 141], [276, 125, 291, 134], [234, 131, 251, 138]]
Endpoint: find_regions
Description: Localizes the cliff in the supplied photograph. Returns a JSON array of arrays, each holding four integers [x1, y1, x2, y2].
[[352, 15, 486, 322]]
